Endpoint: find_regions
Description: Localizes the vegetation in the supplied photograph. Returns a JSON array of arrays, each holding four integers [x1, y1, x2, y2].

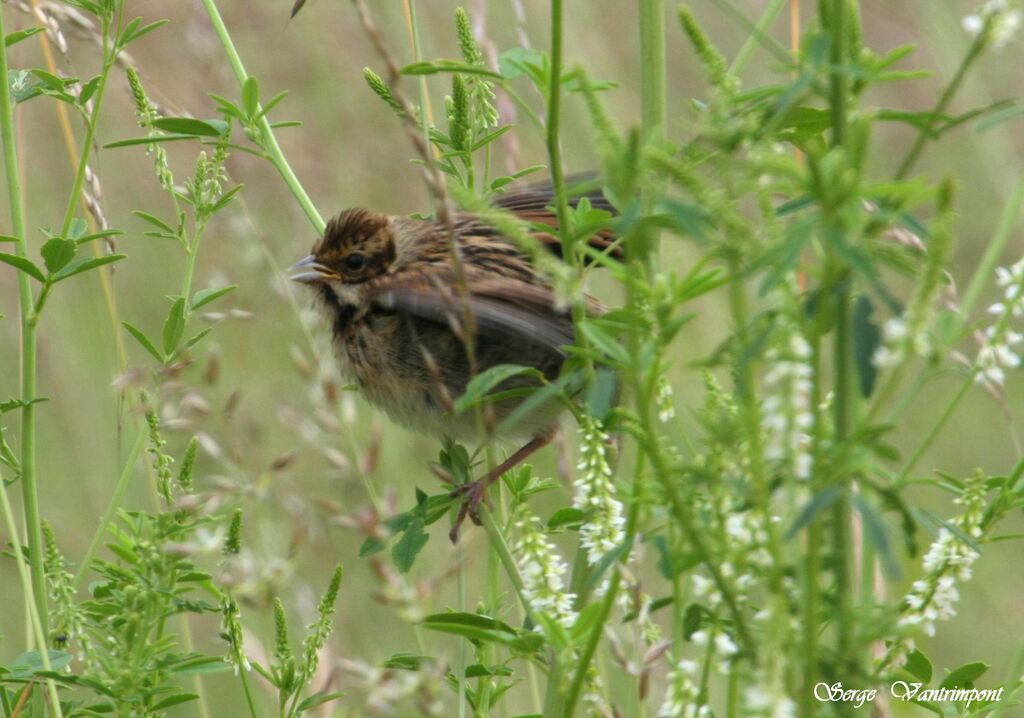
[[2, 0, 1023, 716]]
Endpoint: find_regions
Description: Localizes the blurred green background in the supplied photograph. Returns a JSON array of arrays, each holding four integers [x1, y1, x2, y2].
[[2, 0, 1023, 713]]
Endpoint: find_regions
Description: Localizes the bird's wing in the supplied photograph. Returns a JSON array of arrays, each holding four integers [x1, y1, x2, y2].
[[490, 179, 622, 260], [367, 270, 576, 354]]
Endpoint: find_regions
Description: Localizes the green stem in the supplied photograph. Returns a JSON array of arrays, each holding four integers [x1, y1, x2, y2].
[[0, 1, 48, 636], [831, 281, 855, 672], [479, 508, 530, 613], [826, 0, 856, 686], [896, 371, 974, 485], [199, 0, 324, 233], [639, 0, 666, 141], [801, 329, 825, 718], [638, 0, 665, 266], [545, 0, 572, 260], [960, 168, 1024, 318], [728, 0, 788, 75], [894, 31, 986, 179], [73, 425, 148, 589], [559, 569, 621, 718], [0, 470, 64, 718], [58, 57, 113, 238], [989, 638, 1024, 718]]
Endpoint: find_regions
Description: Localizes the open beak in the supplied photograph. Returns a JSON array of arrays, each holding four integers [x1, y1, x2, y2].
[[289, 255, 339, 283]]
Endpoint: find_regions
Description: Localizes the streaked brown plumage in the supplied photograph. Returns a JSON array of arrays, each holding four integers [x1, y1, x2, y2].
[[292, 184, 618, 535]]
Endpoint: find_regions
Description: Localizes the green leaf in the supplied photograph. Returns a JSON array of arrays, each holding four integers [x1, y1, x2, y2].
[[853, 494, 898, 579], [497, 370, 580, 436], [578, 321, 629, 365], [105, 134, 201, 149], [382, 653, 431, 671], [852, 294, 880, 398], [421, 612, 524, 647], [491, 164, 546, 191], [359, 536, 386, 557], [183, 328, 213, 351], [401, 60, 502, 78], [0, 234, 21, 242], [454, 364, 541, 413], [10, 650, 72, 679], [76, 229, 124, 246], [498, 47, 546, 79], [466, 663, 514, 678], [296, 691, 346, 712], [40, 237, 77, 274], [133, 210, 176, 234], [30, 68, 69, 90], [151, 117, 229, 137], [682, 603, 707, 640], [0, 252, 46, 282], [78, 75, 102, 105], [939, 662, 988, 690], [210, 184, 244, 214], [191, 285, 238, 311], [121, 18, 169, 46], [67, 217, 88, 240], [976, 104, 1024, 133], [469, 125, 512, 152], [903, 649, 933, 683], [162, 297, 187, 355], [254, 90, 289, 120], [583, 368, 617, 418], [569, 603, 606, 646], [785, 487, 841, 539], [242, 76, 259, 116], [52, 254, 125, 282], [0, 397, 47, 414], [5, 28, 45, 47], [392, 517, 429, 573], [777, 106, 831, 138], [547, 507, 585, 529], [151, 694, 199, 711]]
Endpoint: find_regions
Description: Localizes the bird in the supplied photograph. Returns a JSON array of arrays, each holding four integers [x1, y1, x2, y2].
[[291, 181, 620, 538]]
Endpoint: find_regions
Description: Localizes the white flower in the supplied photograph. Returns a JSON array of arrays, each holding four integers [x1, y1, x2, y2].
[[963, 13, 985, 34], [715, 632, 739, 656], [513, 504, 577, 628], [574, 415, 626, 594], [656, 375, 676, 422], [965, 0, 1022, 49]]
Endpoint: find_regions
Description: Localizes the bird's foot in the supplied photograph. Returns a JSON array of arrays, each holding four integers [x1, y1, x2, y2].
[[448, 479, 489, 543]]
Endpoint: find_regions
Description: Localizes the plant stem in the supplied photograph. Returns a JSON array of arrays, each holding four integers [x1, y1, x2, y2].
[[831, 279, 855, 672], [894, 31, 986, 179], [729, 0, 788, 75], [73, 425, 148, 589], [0, 2, 48, 636], [960, 168, 1024, 319], [58, 57, 112, 238], [545, 0, 572, 260], [897, 371, 974, 485], [199, 0, 325, 233], [639, 0, 666, 141], [0, 470, 64, 717], [826, 0, 856, 685]]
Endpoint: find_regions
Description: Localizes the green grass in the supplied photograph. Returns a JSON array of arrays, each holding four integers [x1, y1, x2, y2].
[[2, 1, 1024, 717]]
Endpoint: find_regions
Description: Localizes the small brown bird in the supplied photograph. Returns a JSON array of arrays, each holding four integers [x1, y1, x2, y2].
[[291, 183, 619, 536]]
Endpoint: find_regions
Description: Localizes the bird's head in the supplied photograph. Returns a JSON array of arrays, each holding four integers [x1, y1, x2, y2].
[[290, 208, 397, 287]]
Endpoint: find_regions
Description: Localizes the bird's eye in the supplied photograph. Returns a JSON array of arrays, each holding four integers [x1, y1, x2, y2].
[[345, 253, 366, 271]]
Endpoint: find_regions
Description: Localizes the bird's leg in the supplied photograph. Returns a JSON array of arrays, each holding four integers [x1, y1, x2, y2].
[[449, 434, 552, 542]]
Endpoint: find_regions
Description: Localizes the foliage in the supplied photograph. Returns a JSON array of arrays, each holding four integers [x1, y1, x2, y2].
[[2, 0, 1024, 717]]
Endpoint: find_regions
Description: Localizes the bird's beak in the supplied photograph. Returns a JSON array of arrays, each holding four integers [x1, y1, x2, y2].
[[289, 255, 339, 283]]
